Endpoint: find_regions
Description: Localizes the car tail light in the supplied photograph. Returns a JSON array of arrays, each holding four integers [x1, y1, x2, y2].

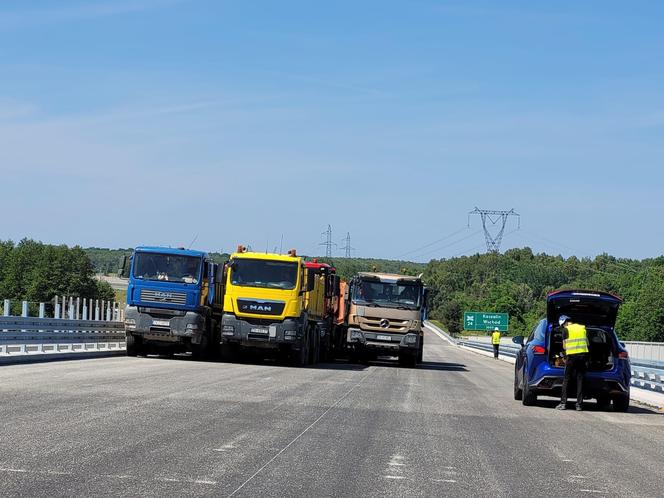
[[618, 351, 629, 360], [533, 345, 546, 355]]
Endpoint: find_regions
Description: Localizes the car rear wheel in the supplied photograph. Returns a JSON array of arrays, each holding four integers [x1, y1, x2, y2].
[[612, 394, 630, 412], [513, 367, 523, 400], [521, 368, 537, 406]]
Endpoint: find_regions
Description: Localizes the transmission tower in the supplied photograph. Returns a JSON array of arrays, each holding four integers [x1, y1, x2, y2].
[[340, 232, 355, 258], [319, 224, 336, 258], [468, 207, 520, 253]]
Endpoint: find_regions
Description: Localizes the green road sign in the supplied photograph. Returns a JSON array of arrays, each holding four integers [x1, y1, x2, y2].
[[464, 312, 509, 332]]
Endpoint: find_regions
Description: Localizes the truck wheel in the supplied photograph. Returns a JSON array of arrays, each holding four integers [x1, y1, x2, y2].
[[612, 394, 630, 412], [417, 338, 424, 364], [191, 335, 210, 361], [311, 326, 320, 365], [398, 351, 417, 368], [126, 333, 141, 357]]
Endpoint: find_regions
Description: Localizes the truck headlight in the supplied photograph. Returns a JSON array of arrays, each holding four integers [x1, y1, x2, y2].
[[404, 334, 418, 344], [350, 330, 364, 340], [222, 325, 235, 336], [284, 330, 297, 340], [125, 319, 136, 330]]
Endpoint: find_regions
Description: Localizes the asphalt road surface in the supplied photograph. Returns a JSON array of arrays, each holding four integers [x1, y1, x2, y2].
[[1, 328, 663, 498]]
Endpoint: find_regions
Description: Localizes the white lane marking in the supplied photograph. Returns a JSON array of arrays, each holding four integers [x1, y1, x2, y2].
[[226, 369, 376, 498], [384, 475, 407, 480], [388, 462, 405, 467], [580, 490, 606, 494], [0, 467, 216, 486], [562, 459, 574, 462], [388, 454, 405, 467], [433, 479, 457, 483], [214, 444, 236, 452]]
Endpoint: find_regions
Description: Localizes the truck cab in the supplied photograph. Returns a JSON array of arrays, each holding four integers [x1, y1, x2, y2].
[[123, 246, 223, 358], [345, 272, 426, 366], [220, 247, 317, 365]]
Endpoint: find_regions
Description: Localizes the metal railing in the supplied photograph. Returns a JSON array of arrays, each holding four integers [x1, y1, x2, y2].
[[0, 298, 126, 361]]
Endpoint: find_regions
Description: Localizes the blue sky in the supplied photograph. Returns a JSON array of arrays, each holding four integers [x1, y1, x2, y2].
[[1, 0, 662, 261]]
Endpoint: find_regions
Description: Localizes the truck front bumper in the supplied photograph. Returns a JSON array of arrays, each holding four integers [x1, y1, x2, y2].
[[124, 305, 206, 344], [220, 314, 305, 350], [346, 328, 420, 352]]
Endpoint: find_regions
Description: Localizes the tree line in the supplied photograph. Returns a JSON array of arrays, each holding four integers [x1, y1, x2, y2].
[[425, 248, 664, 342], [0, 239, 115, 315], [61, 245, 664, 342]]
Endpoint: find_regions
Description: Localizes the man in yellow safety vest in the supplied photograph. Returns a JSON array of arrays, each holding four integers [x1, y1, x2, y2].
[[556, 315, 589, 411], [491, 327, 501, 359]]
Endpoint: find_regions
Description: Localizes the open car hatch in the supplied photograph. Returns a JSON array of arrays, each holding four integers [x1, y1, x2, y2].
[[547, 290, 623, 329]]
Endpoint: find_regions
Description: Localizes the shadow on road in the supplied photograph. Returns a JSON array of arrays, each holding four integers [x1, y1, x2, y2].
[[417, 361, 468, 372], [529, 397, 662, 415]]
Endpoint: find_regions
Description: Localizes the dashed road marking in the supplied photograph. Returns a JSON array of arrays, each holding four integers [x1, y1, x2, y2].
[[384, 475, 407, 480], [433, 479, 457, 483], [580, 490, 607, 494]]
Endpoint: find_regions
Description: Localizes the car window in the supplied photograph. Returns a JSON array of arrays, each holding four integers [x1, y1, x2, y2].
[[527, 325, 537, 343], [535, 322, 546, 342]]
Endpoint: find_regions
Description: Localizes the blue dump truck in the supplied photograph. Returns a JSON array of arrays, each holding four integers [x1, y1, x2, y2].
[[122, 246, 224, 359]]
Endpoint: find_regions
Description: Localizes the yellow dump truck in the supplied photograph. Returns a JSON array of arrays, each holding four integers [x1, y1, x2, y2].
[[219, 246, 325, 366]]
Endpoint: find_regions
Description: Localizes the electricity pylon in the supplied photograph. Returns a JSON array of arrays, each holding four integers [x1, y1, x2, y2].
[[340, 232, 355, 258], [319, 224, 336, 258], [468, 207, 520, 253]]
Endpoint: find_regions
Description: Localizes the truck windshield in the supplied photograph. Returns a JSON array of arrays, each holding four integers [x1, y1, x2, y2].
[[231, 259, 298, 290], [353, 280, 422, 309], [132, 253, 201, 284]]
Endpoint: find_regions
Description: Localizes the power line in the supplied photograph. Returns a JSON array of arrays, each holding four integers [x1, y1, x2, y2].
[[396, 227, 468, 258], [468, 207, 520, 253], [416, 230, 484, 259]]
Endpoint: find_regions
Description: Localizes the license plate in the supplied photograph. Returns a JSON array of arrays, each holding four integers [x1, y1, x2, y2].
[[250, 327, 268, 335], [377, 335, 392, 341], [152, 320, 170, 327]]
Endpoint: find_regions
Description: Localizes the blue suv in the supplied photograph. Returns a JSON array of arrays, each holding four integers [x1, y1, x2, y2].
[[513, 290, 631, 411]]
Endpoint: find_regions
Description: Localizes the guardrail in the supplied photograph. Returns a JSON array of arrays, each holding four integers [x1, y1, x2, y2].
[[424, 323, 664, 395], [0, 316, 126, 360]]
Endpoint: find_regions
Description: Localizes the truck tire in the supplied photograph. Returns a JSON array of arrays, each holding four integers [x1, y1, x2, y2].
[[126, 333, 142, 357], [310, 325, 320, 365], [417, 338, 424, 364], [398, 351, 417, 368], [293, 331, 309, 367], [191, 335, 210, 361]]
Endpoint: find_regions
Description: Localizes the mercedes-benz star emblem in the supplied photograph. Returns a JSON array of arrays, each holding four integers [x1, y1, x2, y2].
[[380, 318, 390, 329]]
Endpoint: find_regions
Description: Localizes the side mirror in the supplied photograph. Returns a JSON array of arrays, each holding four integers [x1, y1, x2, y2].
[[118, 255, 128, 278], [512, 336, 524, 346], [333, 276, 341, 297], [207, 263, 217, 305], [306, 271, 316, 292]]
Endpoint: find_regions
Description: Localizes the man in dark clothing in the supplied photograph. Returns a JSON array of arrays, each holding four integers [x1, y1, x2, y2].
[[556, 315, 589, 411]]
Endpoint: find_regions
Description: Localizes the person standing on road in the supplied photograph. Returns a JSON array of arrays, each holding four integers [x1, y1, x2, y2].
[[556, 315, 589, 411], [491, 327, 501, 359]]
